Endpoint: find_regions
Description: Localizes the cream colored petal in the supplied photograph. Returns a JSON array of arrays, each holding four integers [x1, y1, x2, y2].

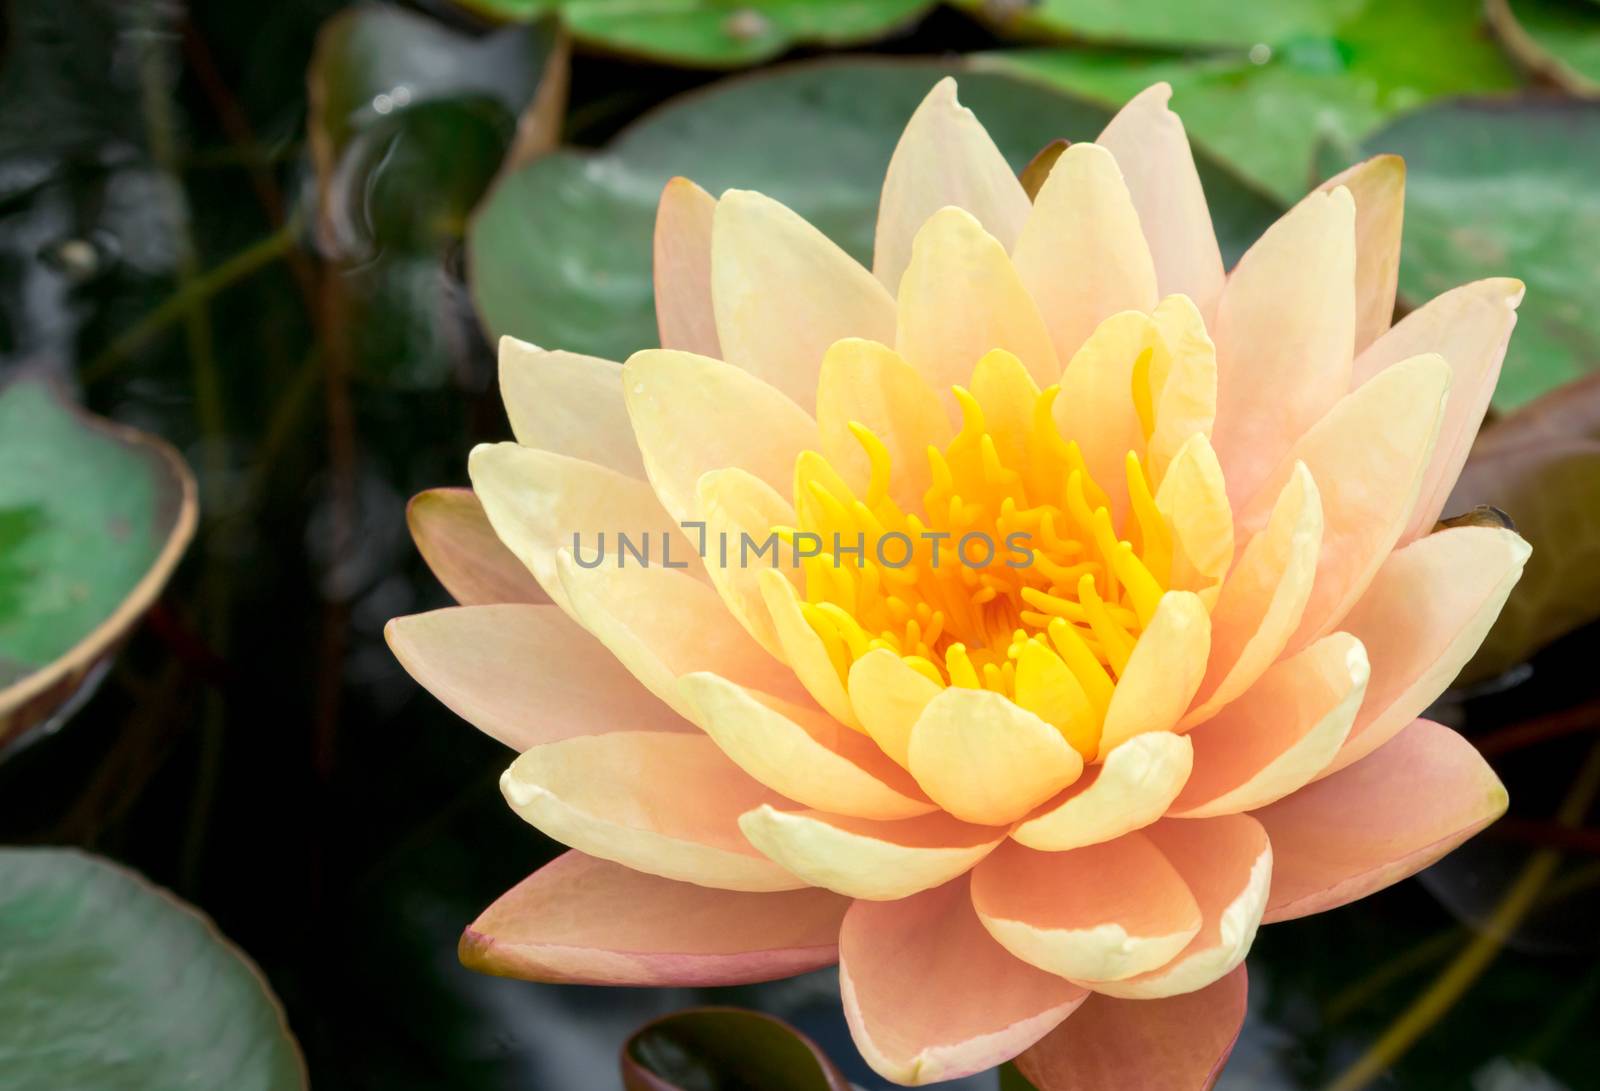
[[1184, 463, 1322, 728], [1012, 732, 1194, 852], [680, 672, 935, 821], [653, 177, 720, 358], [1147, 294, 1218, 484], [696, 468, 798, 658], [1355, 278, 1524, 542], [759, 569, 862, 729], [469, 443, 702, 615], [557, 552, 799, 723], [1055, 310, 1159, 520], [1318, 155, 1404, 354], [907, 688, 1085, 826], [895, 207, 1059, 394], [1212, 187, 1356, 503], [1099, 592, 1210, 758], [1096, 83, 1224, 318], [738, 805, 1004, 901], [623, 348, 818, 524], [502, 732, 803, 892], [1089, 816, 1272, 999], [1154, 434, 1233, 605], [1014, 143, 1159, 366], [973, 836, 1202, 983], [1239, 354, 1450, 650], [873, 77, 1031, 295], [816, 338, 952, 507], [1172, 633, 1368, 818], [499, 339, 643, 478], [847, 647, 942, 768], [713, 189, 896, 407], [1326, 526, 1530, 777]]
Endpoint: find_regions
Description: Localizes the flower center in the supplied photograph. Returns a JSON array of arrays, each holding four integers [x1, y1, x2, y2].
[[783, 348, 1171, 758]]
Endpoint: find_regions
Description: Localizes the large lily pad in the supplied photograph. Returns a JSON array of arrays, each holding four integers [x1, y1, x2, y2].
[[1343, 98, 1600, 409], [0, 848, 305, 1089], [468, 58, 1283, 363], [977, 0, 1517, 200], [0, 377, 196, 751], [451, 0, 933, 67], [621, 1007, 851, 1091], [1488, 0, 1600, 95]]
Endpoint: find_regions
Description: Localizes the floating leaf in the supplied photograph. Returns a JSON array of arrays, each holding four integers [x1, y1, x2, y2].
[[452, 0, 933, 67], [468, 58, 1282, 362], [0, 377, 196, 751], [0, 848, 306, 1089], [621, 1007, 851, 1091], [976, 0, 1517, 200], [954, 0, 1346, 50], [1488, 0, 1600, 96]]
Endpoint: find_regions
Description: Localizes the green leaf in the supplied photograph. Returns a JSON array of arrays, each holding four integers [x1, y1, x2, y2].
[[452, 0, 934, 67], [954, 0, 1353, 49], [1488, 0, 1600, 95], [620, 1007, 851, 1091], [0, 378, 195, 748], [0, 848, 305, 1089], [978, 0, 1518, 200], [468, 58, 1282, 362], [1341, 98, 1600, 409]]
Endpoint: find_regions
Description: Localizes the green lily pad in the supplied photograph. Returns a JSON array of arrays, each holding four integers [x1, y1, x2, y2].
[[451, 0, 933, 67], [977, 0, 1517, 201], [468, 58, 1283, 363], [1342, 98, 1600, 409], [0, 848, 305, 1090], [1488, 0, 1600, 95], [954, 0, 1352, 49], [0, 377, 196, 750], [621, 1007, 851, 1091]]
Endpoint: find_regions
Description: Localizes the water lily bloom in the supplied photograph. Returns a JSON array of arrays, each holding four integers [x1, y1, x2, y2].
[[389, 80, 1527, 1088]]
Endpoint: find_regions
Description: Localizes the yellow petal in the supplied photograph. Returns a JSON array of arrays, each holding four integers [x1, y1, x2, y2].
[[1055, 311, 1159, 521], [1096, 84, 1224, 319], [696, 467, 798, 658], [680, 672, 936, 821], [1317, 155, 1404, 354], [653, 177, 720, 358], [1147, 294, 1218, 483], [712, 189, 896, 407], [816, 338, 952, 507], [760, 568, 862, 729], [499, 339, 643, 478], [907, 689, 1085, 825], [895, 207, 1059, 395], [847, 647, 943, 768], [1099, 591, 1209, 758], [874, 77, 1030, 295], [1011, 732, 1194, 852], [1013, 143, 1159, 365], [738, 805, 1004, 901], [1153, 434, 1232, 605], [623, 348, 818, 524]]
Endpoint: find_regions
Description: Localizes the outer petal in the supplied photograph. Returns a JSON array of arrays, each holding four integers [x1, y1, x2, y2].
[[1328, 526, 1530, 776], [840, 879, 1088, 1086], [386, 604, 692, 752], [714, 189, 896, 407], [1013, 143, 1159, 366], [460, 852, 846, 986], [873, 77, 1030, 295], [1318, 155, 1405, 354], [1099, 591, 1210, 757], [623, 348, 818, 525], [1212, 187, 1355, 503], [972, 837, 1202, 983], [1096, 83, 1225, 318], [653, 177, 720, 358], [406, 487, 547, 606], [499, 338, 643, 478], [680, 672, 935, 821], [1172, 633, 1368, 818], [1012, 732, 1194, 851], [847, 647, 942, 767], [501, 732, 804, 892], [737, 806, 1004, 901], [1258, 719, 1508, 922], [1240, 354, 1450, 650], [894, 207, 1060, 393], [1355, 278, 1524, 542], [1016, 965, 1247, 1091], [1090, 816, 1271, 1000], [1154, 436, 1232, 605], [907, 688, 1085, 825]]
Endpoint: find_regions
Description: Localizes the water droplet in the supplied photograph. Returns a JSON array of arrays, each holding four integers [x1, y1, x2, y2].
[[373, 93, 393, 114], [1248, 43, 1272, 65]]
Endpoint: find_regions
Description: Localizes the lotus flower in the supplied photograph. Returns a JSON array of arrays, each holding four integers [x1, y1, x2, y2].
[[388, 80, 1526, 1087]]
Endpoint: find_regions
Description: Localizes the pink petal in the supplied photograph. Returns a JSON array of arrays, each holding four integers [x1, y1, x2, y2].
[[461, 851, 846, 986], [653, 177, 720, 358], [840, 879, 1088, 1085], [406, 487, 547, 606], [1257, 718, 1508, 923]]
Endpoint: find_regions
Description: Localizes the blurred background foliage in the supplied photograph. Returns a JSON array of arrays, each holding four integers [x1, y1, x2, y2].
[[3, 0, 1600, 1088]]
